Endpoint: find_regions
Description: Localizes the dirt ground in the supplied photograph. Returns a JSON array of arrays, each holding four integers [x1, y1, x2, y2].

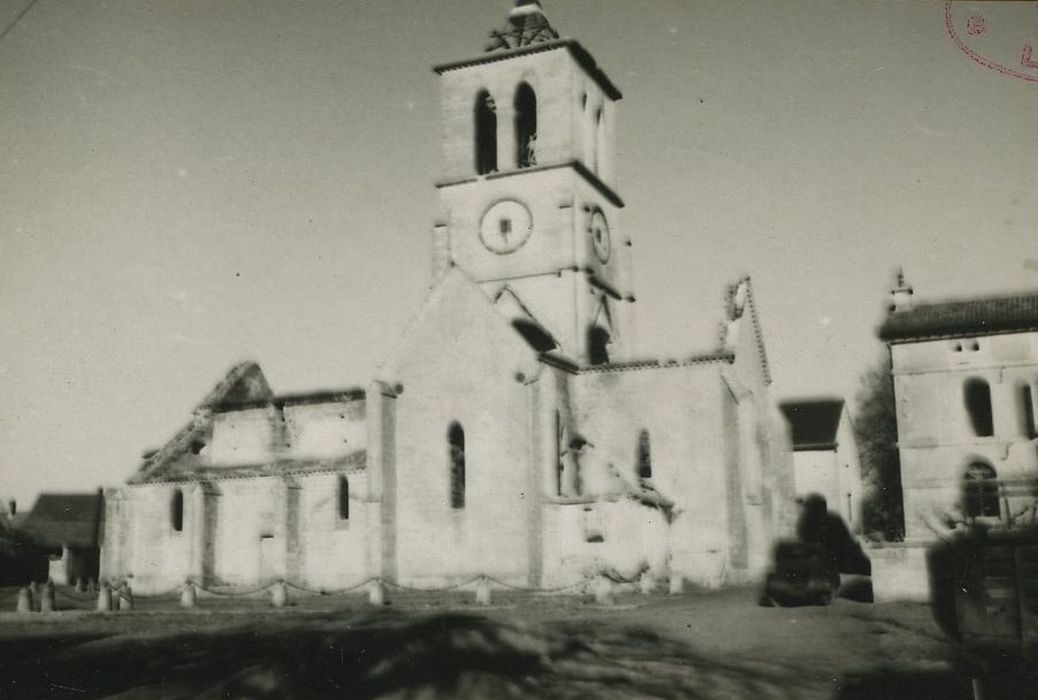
[[0, 584, 979, 699]]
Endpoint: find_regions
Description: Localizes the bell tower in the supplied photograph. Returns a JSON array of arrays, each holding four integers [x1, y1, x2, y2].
[[431, 0, 635, 365]]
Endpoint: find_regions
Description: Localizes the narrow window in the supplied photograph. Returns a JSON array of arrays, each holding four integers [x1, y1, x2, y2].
[[337, 475, 349, 520], [171, 488, 184, 532], [474, 90, 497, 175], [449, 422, 466, 509], [555, 411, 564, 496], [637, 429, 652, 479], [964, 378, 994, 437], [1019, 383, 1036, 438], [582, 506, 604, 543], [514, 83, 537, 168], [594, 107, 605, 174], [963, 463, 1000, 519], [587, 326, 610, 366]]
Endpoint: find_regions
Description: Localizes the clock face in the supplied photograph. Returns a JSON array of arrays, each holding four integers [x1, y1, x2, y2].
[[590, 208, 611, 263], [480, 200, 532, 254]]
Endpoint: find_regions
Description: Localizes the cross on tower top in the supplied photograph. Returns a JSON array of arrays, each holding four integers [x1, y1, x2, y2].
[[485, 0, 560, 53]]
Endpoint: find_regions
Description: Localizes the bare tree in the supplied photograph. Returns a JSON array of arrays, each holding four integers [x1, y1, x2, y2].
[[853, 352, 905, 541]]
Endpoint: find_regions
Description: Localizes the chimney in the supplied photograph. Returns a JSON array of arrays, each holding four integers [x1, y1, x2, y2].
[[890, 267, 914, 313], [7, 500, 14, 517]]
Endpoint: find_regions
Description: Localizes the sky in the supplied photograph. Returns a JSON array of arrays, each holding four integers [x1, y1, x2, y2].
[[1, 0, 1035, 508]]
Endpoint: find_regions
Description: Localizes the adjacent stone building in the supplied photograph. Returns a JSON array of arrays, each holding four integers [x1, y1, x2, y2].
[[871, 274, 1038, 600], [102, 1, 796, 595], [780, 398, 863, 533]]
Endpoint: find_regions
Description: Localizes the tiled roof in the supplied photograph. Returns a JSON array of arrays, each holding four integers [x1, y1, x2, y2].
[[139, 450, 368, 484], [780, 399, 844, 451], [879, 292, 1038, 342], [19, 493, 103, 549]]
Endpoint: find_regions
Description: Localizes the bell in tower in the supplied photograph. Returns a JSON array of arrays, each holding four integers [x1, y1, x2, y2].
[[430, 1, 635, 366]]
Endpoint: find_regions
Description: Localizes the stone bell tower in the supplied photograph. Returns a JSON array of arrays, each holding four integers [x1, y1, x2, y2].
[[431, 0, 635, 365]]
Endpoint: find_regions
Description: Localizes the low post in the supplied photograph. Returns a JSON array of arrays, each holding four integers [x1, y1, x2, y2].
[[595, 575, 614, 606], [367, 578, 386, 607], [29, 581, 40, 611], [668, 572, 684, 596], [271, 580, 287, 608], [41, 580, 56, 612], [475, 576, 492, 606], [639, 572, 656, 595], [96, 582, 112, 612], [16, 586, 33, 613], [180, 580, 197, 609], [118, 584, 134, 611]]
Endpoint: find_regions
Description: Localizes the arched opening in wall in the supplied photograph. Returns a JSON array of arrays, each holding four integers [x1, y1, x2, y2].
[[474, 90, 497, 175], [964, 378, 994, 437], [512, 319, 557, 353], [171, 488, 184, 532], [1018, 383, 1036, 438], [448, 422, 466, 509], [555, 410, 564, 496], [337, 475, 350, 520], [963, 462, 1001, 519], [514, 82, 537, 168], [594, 107, 605, 175], [587, 326, 611, 366], [637, 429, 652, 479]]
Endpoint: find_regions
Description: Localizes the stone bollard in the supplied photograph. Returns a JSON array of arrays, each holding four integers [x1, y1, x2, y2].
[[29, 581, 40, 611], [639, 572, 656, 595], [668, 573, 684, 596], [118, 584, 134, 611], [594, 575, 614, 606], [270, 580, 287, 608], [40, 581, 56, 612], [475, 577, 492, 606], [16, 586, 33, 613], [367, 579, 386, 607], [96, 582, 112, 612], [180, 581, 197, 609]]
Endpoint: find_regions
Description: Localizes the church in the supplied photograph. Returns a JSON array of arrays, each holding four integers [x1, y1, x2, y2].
[[101, 1, 796, 595]]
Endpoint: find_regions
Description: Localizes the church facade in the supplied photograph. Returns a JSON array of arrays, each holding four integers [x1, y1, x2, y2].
[[101, 1, 795, 595]]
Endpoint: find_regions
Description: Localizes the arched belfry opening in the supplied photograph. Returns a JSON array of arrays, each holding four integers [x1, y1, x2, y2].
[[448, 422, 466, 509], [587, 326, 611, 366], [964, 378, 994, 437], [474, 90, 497, 175], [514, 82, 537, 168]]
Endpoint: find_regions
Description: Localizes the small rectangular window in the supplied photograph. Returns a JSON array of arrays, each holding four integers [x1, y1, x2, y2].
[[499, 218, 512, 235]]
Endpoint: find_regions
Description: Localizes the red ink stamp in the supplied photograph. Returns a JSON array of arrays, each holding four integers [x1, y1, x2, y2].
[[945, 2, 1038, 83]]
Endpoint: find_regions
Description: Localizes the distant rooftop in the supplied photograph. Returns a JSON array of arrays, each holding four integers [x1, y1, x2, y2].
[[19, 493, 103, 549], [780, 399, 845, 451], [879, 291, 1038, 343]]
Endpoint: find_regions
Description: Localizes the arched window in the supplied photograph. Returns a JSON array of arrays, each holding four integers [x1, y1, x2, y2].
[[594, 107, 605, 174], [337, 475, 349, 520], [514, 83, 537, 168], [637, 429, 652, 479], [587, 326, 610, 366], [448, 422, 465, 509], [1018, 383, 1036, 438], [963, 462, 1000, 519], [964, 378, 994, 437], [474, 90, 497, 175], [171, 488, 184, 532]]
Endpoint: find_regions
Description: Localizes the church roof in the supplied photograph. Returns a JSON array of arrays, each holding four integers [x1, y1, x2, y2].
[[19, 493, 103, 549], [144, 451, 367, 484], [879, 291, 1038, 343], [780, 399, 844, 451]]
